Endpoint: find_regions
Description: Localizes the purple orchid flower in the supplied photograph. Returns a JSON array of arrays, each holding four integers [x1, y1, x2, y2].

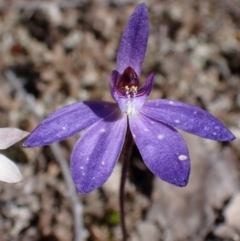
[[23, 3, 235, 194]]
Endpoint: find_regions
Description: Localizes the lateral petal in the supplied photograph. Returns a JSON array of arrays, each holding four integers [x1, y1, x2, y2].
[[0, 128, 29, 150], [0, 154, 23, 183], [109, 70, 119, 100], [137, 72, 154, 98], [129, 113, 190, 187], [141, 99, 235, 141], [71, 111, 127, 194], [24, 101, 118, 147], [116, 3, 149, 76]]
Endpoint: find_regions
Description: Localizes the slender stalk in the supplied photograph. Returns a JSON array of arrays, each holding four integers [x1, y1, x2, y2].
[[119, 127, 134, 241]]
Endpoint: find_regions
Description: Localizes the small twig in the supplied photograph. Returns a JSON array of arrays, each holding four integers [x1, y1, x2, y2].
[[5, 70, 84, 241], [51, 143, 83, 241], [0, 1, 84, 10], [119, 127, 134, 241]]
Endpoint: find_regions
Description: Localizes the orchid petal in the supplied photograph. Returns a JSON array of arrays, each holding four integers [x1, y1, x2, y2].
[[0, 154, 23, 183], [129, 113, 190, 187], [116, 3, 149, 76], [110, 70, 119, 99], [141, 99, 235, 141], [24, 101, 119, 147], [0, 128, 29, 150], [71, 111, 127, 194], [138, 72, 154, 98]]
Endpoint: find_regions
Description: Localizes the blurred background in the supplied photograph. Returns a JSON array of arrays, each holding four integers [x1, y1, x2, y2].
[[0, 0, 240, 240]]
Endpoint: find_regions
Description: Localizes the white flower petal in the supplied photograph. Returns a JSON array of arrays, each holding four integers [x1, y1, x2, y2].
[[0, 153, 23, 183], [0, 128, 29, 150]]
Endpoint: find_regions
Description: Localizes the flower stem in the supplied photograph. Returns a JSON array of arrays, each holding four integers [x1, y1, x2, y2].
[[119, 127, 134, 241]]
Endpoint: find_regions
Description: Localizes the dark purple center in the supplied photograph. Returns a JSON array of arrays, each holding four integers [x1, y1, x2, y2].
[[116, 67, 139, 93]]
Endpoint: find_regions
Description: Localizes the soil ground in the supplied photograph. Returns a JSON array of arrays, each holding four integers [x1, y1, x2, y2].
[[0, 0, 240, 240]]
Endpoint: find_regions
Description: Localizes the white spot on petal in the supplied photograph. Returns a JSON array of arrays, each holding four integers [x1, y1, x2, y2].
[[175, 119, 180, 123], [62, 126, 66, 130], [100, 128, 106, 133], [193, 111, 197, 114], [157, 134, 165, 140], [145, 145, 155, 154], [80, 166, 84, 169], [144, 128, 148, 132], [169, 101, 174, 105], [213, 132, 216, 135], [151, 121, 154, 124], [101, 161, 105, 165], [132, 134, 136, 139], [178, 155, 188, 161]]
